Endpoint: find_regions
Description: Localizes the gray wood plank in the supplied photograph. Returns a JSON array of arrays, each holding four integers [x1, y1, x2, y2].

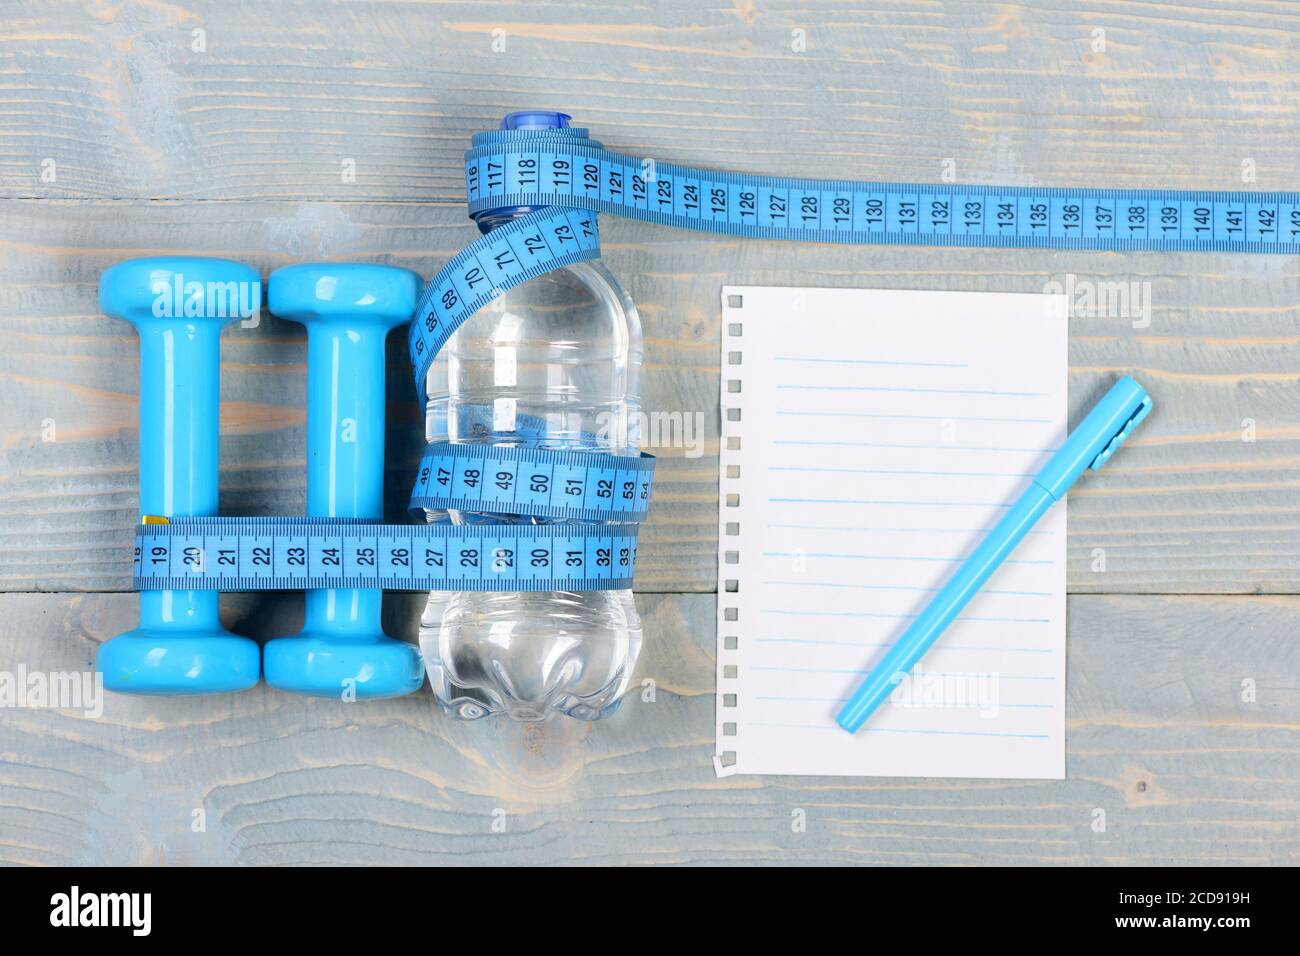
[[1, 0, 1297, 873], [1, 198, 1297, 593], [2, 1, 1299, 201], [0, 590, 1297, 865]]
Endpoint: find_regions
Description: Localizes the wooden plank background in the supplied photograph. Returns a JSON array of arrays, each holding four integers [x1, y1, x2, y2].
[[0, 0, 1298, 864], [3, 592, 1299, 865]]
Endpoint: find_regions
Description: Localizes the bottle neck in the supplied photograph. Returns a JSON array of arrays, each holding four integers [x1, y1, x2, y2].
[[476, 207, 542, 235]]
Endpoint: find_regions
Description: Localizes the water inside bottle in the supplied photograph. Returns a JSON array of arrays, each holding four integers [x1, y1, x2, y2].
[[419, 258, 644, 721]]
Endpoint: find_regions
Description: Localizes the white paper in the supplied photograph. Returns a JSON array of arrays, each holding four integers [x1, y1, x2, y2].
[[716, 286, 1068, 779]]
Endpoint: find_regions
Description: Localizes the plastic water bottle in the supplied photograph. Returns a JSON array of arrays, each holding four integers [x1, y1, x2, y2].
[[419, 110, 644, 722]]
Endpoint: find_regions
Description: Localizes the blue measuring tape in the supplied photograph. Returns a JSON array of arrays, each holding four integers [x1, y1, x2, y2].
[[134, 517, 638, 592], [409, 442, 654, 522], [408, 124, 1300, 401], [141, 118, 1300, 594]]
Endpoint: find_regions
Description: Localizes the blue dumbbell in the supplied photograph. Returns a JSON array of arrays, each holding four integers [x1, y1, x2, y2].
[[97, 257, 262, 694], [262, 264, 424, 699]]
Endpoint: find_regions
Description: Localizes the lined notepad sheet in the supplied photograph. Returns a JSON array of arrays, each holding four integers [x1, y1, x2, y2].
[[715, 286, 1068, 779]]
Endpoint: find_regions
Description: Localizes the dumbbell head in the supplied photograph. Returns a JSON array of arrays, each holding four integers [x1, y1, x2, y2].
[[263, 630, 425, 700], [267, 262, 419, 331], [263, 262, 424, 700], [97, 610, 262, 696], [100, 255, 260, 329], [97, 256, 261, 695]]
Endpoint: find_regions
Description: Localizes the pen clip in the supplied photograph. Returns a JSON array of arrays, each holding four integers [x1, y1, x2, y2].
[[1088, 395, 1153, 472]]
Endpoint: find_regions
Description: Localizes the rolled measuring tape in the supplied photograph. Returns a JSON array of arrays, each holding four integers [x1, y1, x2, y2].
[[409, 120, 1300, 402], [137, 115, 1300, 594], [408, 442, 655, 523]]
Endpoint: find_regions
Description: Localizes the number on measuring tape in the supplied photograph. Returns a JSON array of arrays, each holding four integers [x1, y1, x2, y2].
[[408, 442, 654, 521]]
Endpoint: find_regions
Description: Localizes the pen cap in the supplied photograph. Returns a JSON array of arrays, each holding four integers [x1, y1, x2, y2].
[[1034, 376, 1152, 500]]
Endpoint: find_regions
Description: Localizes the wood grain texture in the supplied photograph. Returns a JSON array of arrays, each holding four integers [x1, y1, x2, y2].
[[1, 0, 1298, 868], [2, 1, 1299, 201], [0, 198, 1296, 593], [0, 590, 1296, 866]]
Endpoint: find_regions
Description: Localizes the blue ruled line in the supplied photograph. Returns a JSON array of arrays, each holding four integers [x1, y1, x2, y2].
[[760, 580, 1052, 597], [770, 466, 1038, 478], [762, 550, 1052, 566], [777, 384, 1043, 397], [775, 410, 1052, 424], [759, 608, 1052, 624], [769, 498, 1012, 507], [773, 440, 1059, 453], [750, 666, 1056, 680], [774, 356, 968, 369], [755, 637, 1054, 652], [745, 722, 1050, 739], [767, 523, 1056, 536], [754, 695, 1055, 709]]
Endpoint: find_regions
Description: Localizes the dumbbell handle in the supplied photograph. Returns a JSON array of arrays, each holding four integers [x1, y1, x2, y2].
[[137, 320, 224, 632], [302, 321, 387, 635], [263, 262, 423, 698]]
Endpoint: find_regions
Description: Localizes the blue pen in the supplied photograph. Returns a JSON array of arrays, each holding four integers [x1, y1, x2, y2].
[[835, 376, 1153, 734]]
